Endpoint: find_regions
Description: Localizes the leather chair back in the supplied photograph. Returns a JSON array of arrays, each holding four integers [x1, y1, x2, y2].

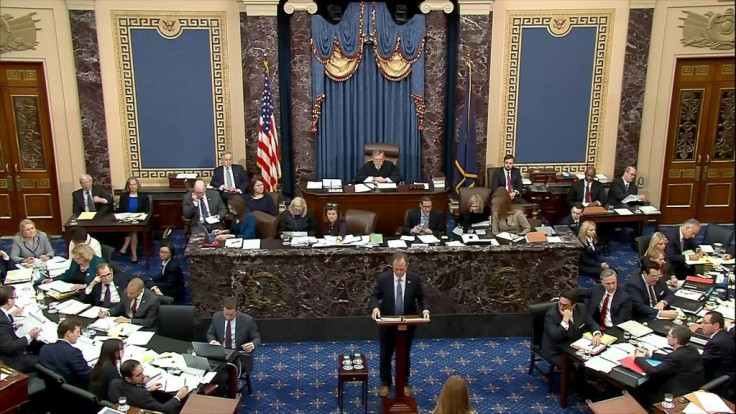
[[529, 301, 557, 349], [253, 210, 279, 239], [635, 235, 651, 258], [36, 363, 65, 405], [364, 143, 400, 167], [100, 245, 114, 264], [267, 191, 281, 212], [61, 383, 101, 414], [704, 223, 735, 247], [486, 167, 501, 190], [458, 187, 492, 216], [158, 305, 195, 342], [344, 209, 378, 234]]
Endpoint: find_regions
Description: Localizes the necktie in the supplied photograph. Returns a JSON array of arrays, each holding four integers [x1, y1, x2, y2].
[[225, 167, 233, 187], [420, 214, 428, 229], [599, 294, 610, 328], [161, 262, 167, 275], [131, 297, 138, 316], [225, 319, 233, 349], [86, 191, 96, 212], [199, 198, 210, 221], [8, 313, 14, 324], [585, 182, 592, 203], [103, 284, 111, 307], [395, 279, 404, 315], [648, 285, 657, 307], [624, 182, 629, 192], [506, 171, 513, 193]]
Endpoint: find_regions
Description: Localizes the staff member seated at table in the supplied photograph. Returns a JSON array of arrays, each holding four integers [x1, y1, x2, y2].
[[403, 196, 443, 236], [148, 245, 185, 304], [559, 203, 584, 236], [245, 177, 277, 216], [207, 297, 261, 379], [354, 149, 401, 184], [644, 235, 679, 289], [72, 174, 112, 215], [214, 196, 255, 241], [633, 325, 705, 404], [566, 166, 606, 208], [625, 258, 677, 320], [67, 227, 102, 259], [85, 263, 128, 308], [182, 179, 227, 234], [582, 269, 632, 330], [90, 338, 125, 401], [607, 166, 646, 206], [577, 221, 610, 278], [278, 197, 317, 237], [460, 194, 491, 232], [540, 288, 601, 368], [490, 154, 524, 203], [117, 177, 150, 263], [109, 359, 189, 414], [322, 203, 347, 239], [38, 319, 91, 388], [689, 311, 735, 399], [664, 219, 708, 280], [52, 244, 104, 287], [209, 151, 248, 202], [490, 189, 531, 236], [0, 250, 11, 282], [100, 278, 160, 330], [10, 219, 54, 267], [0, 285, 40, 373]]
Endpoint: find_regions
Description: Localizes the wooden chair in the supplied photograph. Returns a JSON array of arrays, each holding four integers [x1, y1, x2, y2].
[[253, 210, 279, 239], [344, 209, 378, 234]]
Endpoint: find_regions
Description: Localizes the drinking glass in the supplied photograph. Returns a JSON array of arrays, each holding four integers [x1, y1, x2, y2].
[[118, 396, 129, 413], [662, 393, 674, 409]]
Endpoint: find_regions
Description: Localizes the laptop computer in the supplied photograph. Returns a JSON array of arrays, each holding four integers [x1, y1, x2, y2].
[[182, 353, 218, 372], [191, 341, 235, 361]]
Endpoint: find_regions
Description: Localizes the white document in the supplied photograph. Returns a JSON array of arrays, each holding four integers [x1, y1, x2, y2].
[[46, 259, 72, 274], [699, 244, 714, 254], [123, 344, 149, 362], [400, 235, 415, 241], [611, 342, 636, 354], [354, 184, 371, 193], [461, 234, 479, 243], [412, 182, 430, 189], [342, 235, 362, 245], [306, 181, 323, 189], [475, 229, 487, 235], [445, 241, 464, 247], [12, 282, 36, 300], [79, 308, 107, 320], [180, 372, 204, 389], [387, 240, 408, 248], [682, 402, 707, 414], [55, 299, 90, 315], [409, 243, 428, 249], [37, 321, 60, 344], [471, 221, 490, 228], [570, 337, 605, 354], [38, 280, 77, 294], [614, 208, 633, 216], [547, 236, 563, 243], [114, 323, 143, 337], [15, 312, 46, 337], [73, 337, 103, 362], [164, 373, 186, 392], [4, 268, 33, 284], [638, 333, 670, 350], [621, 194, 640, 204], [377, 182, 397, 189], [126, 331, 156, 346], [522, 178, 532, 185], [675, 289, 705, 301], [639, 205, 660, 215], [152, 353, 187, 370], [584, 355, 618, 373], [417, 235, 440, 244], [595, 173, 609, 183], [599, 346, 629, 363], [618, 320, 653, 337], [224, 238, 243, 248], [242, 239, 261, 250], [452, 227, 464, 236], [89, 317, 116, 332], [175, 173, 197, 179], [694, 391, 734, 413], [204, 216, 220, 224], [495, 232, 524, 242]]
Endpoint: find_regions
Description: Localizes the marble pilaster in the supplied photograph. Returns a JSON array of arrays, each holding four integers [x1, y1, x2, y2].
[[422, 12, 448, 180]]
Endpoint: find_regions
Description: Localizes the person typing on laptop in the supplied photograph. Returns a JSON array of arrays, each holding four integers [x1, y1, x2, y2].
[[207, 297, 261, 372]]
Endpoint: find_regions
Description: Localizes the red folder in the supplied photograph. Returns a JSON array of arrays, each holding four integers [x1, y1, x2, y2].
[[685, 276, 714, 285], [618, 357, 646, 375]]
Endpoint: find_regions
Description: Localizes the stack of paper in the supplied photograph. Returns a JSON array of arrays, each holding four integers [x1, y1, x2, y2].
[[444, 241, 464, 247], [77, 212, 96, 220], [387, 240, 408, 248], [614, 208, 633, 216], [618, 320, 653, 337], [175, 173, 197, 179], [417, 235, 440, 244], [570, 337, 606, 354], [38, 280, 77, 294], [55, 299, 90, 315], [686, 390, 734, 413], [583, 332, 617, 345], [88, 317, 116, 332], [639, 206, 660, 215], [584, 355, 618, 373], [46, 258, 72, 276], [638, 333, 670, 350], [72, 336, 103, 362], [4, 268, 33, 284], [126, 331, 155, 346], [224, 238, 243, 248], [495, 232, 524, 242], [79, 307, 107, 319]]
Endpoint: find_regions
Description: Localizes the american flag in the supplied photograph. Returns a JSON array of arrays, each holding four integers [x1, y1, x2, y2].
[[256, 65, 281, 192]]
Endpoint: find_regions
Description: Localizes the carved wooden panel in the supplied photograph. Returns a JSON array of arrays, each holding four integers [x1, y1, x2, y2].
[[704, 183, 732, 207], [665, 183, 694, 207], [681, 64, 710, 78], [673, 89, 704, 162], [713, 88, 735, 161], [11, 95, 46, 171], [23, 194, 53, 219], [0, 194, 10, 219]]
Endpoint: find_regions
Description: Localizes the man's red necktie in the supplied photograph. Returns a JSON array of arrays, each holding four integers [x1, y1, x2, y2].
[[225, 319, 233, 349], [131, 298, 138, 315], [599, 294, 610, 329], [506, 171, 513, 193], [585, 182, 592, 203]]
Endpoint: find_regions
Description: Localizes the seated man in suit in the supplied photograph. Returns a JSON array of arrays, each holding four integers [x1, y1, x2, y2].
[[101, 278, 160, 330], [566, 166, 607, 208], [109, 359, 188, 414], [84, 263, 128, 308], [559, 202, 584, 235], [209, 151, 247, 202], [38, 319, 91, 388], [607, 166, 646, 206], [625, 258, 677, 319], [354, 149, 401, 184], [490, 154, 524, 203], [207, 297, 261, 382], [664, 218, 705, 280], [0, 285, 40, 373], [182, 179, 227, 234], [634, 325, 705, 404], [402, 196, 443, 237], [541, 288, 601, 368], [583, 269, 632, 330], [689, 311, 735, 399], [71, 174, 112, 215]]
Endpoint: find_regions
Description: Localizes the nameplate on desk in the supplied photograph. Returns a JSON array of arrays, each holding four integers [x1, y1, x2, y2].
[[405, 184, 425, 191]]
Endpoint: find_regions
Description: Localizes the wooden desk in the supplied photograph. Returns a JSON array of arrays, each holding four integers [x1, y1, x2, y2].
[[0, 365, 28, 414], [588, 393, 646, 414], [581, 206, 660, 231], [302, 186, 447, 235], [64, 214, 154, 268], [338, 354, 367, 414], [652, 395, 735, 413], [181, 394, 242, 414]]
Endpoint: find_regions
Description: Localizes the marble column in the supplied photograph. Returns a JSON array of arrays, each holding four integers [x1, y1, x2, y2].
[[456, 13, 492, 183], [614, 8, 654, 176], [69, 10, 111, 188], [422, 12, 448, 180], [240, 14, 280, 176]]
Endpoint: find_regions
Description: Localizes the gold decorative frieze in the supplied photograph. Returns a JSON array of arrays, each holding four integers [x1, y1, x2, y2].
[[156, 17, 183, 39], [6, 69, 38, 81], [680, 8, 735, 50], [547, 16, 573, 37], [0, 13, 41, 54], [681, 65, 709, 77], [420, 1, 455, 14], [283, 1, 317, 14]]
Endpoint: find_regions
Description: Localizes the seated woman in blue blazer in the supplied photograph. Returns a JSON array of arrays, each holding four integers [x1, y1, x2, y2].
[[577, 220, 610, 278], [117, 177, 150, 263], [214, 196, 256, 240], [52, 244, 105, 288]]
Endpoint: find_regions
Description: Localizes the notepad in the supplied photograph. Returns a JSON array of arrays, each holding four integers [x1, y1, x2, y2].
[[387, 240, 407, 248], [618, 320, 653, 337], [583, 332, 617, 345], [77, 212, 97, 220]]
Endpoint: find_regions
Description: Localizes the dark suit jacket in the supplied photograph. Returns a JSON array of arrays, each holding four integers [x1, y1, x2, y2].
[[108, 379, 181, 414], [490, 167, 523, 194], [540, 304, 599, 367], [109, 288, 160, 330], [558, 214, 581, 236], [90, 362, 121, 402], [402, 208, 444, 236], [702, 330, 736, 388], [584, 286, 632, 328], [566, 179, 607, 208], [278, 211, 318, 236], [579, 243, 605, 277], [369, 271, 429, 317], [354, 161, 401, 183], [117, 192, 151, 214], [182, 189, 227, 232], [85, 272, 129, 308], [0, 255, 10, 282], [0, 311, 36, 372], [663, 227, 700, 279], [38, 340, 91, 388], [635, 345, 705, 403], [625, 273, 676, 318], [607, 177, 638, 205], [150, 259, 185, 304], [206, 311, 262, 350], [322, 219, 348, 237], [72, 186, 113, 215], [210, 165, 248, 193]]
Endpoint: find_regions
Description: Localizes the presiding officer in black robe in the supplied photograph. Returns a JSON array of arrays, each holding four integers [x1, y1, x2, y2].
[[354, 150, 401, 184]]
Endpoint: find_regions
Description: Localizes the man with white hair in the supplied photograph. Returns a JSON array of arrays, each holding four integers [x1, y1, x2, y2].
[[210, 152, 248, 202], [664, 218, 704, 279], [183, 179, 226, 234], [71, 174, 112, 214]]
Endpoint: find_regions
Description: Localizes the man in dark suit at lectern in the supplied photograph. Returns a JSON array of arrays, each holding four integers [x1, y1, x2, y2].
[[370, 253, 430, 398]]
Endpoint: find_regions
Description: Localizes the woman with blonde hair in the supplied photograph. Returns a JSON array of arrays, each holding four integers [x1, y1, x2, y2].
[[10, 219, 54, 266], [52, 244, 104, 288], [461, 194, 491, 232], [490, 188, 531, 236], [278, 196, 317, 236], [645, 232, 678, 286], [577, 220, 610, 277], [432, 375, 476, 414]]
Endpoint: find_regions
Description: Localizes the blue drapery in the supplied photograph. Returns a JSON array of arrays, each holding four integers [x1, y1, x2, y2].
[[311, 2, 425, 182]]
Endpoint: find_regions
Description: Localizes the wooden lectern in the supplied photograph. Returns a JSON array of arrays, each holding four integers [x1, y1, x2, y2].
[[375, 316, 430, 413]]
